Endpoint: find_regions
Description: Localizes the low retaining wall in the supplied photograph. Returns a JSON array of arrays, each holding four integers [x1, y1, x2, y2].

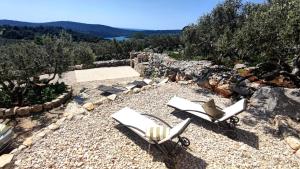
[[0, 86, 73, 118], [69, 59, 131, 71], [93, 59, 130, 68]]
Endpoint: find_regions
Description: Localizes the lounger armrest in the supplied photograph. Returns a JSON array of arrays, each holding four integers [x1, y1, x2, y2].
[[158, 118, 191, 144], [219, 99, 247, 121], [141, 114, 172, 128]]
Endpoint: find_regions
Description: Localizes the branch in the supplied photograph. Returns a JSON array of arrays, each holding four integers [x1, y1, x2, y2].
[[45, 62, 58, 84]]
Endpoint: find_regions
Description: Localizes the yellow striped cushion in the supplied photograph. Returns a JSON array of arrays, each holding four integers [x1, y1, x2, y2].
[[146, 126, 170, 141]]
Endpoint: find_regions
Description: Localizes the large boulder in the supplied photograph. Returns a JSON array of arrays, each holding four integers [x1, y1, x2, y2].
[[250, 86, 300, 120]]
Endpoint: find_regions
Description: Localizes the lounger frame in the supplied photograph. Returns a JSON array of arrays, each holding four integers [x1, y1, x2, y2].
[[112, 109, 191, 158], [168, 97, 246, 138]]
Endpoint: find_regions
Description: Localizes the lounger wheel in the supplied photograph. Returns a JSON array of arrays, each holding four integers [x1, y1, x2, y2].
[[179, 137, 190, 147], [229, 116, 239, 125]]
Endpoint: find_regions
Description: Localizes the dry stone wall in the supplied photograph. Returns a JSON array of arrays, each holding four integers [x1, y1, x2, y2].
[[0, 86, 72, 118]]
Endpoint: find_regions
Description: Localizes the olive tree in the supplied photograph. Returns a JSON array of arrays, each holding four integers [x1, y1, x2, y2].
[[0, 31, 73, 106]]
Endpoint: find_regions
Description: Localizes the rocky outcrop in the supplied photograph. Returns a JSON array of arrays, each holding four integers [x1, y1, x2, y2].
[[250, 86, 300, 120], [131, 52, 259, 98]]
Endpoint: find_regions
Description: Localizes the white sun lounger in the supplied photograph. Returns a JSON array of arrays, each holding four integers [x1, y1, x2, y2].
[[111, 107, 191, 156], [167, 96, 246, 125]]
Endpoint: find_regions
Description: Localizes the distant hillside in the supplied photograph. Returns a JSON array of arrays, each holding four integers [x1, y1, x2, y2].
[[0, 20, 181, 38]]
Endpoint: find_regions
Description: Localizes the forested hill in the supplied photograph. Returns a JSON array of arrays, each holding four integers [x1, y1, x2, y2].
[[0, 25, 103, 42], [0, 20, 181, 38]]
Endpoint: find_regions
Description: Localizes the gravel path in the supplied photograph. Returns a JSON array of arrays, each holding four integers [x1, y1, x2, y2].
[[13, 83, 300, 169]]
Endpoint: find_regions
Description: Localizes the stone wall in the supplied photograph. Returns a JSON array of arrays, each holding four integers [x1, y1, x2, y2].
[[0, 86, 72, 118], [130, 51, 257, 98], [69, 59, 131, 71], [93, 59, 130, 68], [130, 52, 300, 99]]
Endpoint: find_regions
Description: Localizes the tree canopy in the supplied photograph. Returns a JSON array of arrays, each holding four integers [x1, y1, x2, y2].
[[182, 0, 300, 66]]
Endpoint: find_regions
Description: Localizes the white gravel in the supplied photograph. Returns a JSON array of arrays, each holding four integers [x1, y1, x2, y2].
[[13, 83, 300, 169]]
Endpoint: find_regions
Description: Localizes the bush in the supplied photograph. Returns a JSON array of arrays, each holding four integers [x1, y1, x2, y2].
[[181, 0, 300, 66], [73, 43, 96, 66], [0, 31, 72, 107]]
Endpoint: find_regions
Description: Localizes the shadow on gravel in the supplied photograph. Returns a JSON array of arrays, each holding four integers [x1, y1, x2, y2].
[[171, 110, 259, 150], [115, 125, 208, 169]]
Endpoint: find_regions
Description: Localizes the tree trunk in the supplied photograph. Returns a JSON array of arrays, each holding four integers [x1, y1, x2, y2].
[[292, 56, 300, 76]]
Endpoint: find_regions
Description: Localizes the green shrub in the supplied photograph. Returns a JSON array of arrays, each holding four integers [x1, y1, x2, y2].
[[181, 0, 300, 66], [0, 90, 12, 108]]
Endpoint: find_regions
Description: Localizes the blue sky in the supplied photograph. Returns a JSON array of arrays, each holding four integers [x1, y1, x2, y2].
[[0, 0, 265, 30]]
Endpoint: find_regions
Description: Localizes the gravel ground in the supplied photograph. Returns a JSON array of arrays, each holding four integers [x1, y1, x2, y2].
[[13, 83, 300, 169]]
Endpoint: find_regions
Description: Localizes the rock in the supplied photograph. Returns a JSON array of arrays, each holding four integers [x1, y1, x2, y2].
[[23, 137, 33, 146], [197, 80, 212, 89], [234, 63, 247, 70], [36, 131, 47, 138], [51, 99, 62, 108], [296, 149, 300, 158], [248, 82, 262, 90], [43, 102, 53, 110], [175, 72, 185, 82], [232, 85, 252, 96], [74, 64, 83, 70], [14, 159, 21, 166], [30, 104, 43, 113], [4, 108, 15, 116], [93, 97, 108, 105], [83, 103, 95, 111], [125, 84, 136, 90], [168, 73, 177, 82], [67, 114, 74, 120], [17, 145, 26, 152], [209, 78, 219, 87], [141, 85, 151, 91], [143, 79, 152, 85], [79, 92, 89, 100], [64, 90, 72, 101], [178, 81, 189, 85], [48, 124, 60, 131], [56, 117, 66, 126], [215, 84, 232, 98], [0, 108, 5, 117], [64, 102, 86, 117], [16, 106, 30, 116], [19, 118, 37, 130], [250, 87, 300, 119], [0, 154, 14, 168], [158, 78, 168, 85], [123, 90, 132, 94], [285, 136, 300, 150], [107, 94, 117, 101], [133, 88, 141, 93]]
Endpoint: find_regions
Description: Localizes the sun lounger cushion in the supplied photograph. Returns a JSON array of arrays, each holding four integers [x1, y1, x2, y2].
[[202, 99, 224, 120], [146, 126, 170, 141]]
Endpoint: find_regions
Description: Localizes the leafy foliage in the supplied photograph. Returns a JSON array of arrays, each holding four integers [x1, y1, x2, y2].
[[182, 0, 300, 66], [73, 43, 96, 66], [0, 32, 72, 107]]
